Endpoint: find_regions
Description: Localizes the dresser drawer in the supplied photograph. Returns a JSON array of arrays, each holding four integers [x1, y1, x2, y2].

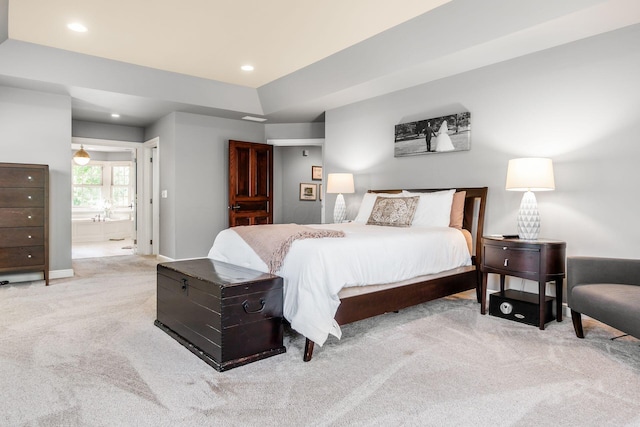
[[0, 208, 45, 227], [484, 244, 540, 274], [0, 227, 44, 247], [0, 246, 45, 268], [0, 168, 45, 188], [0, 188, 45, 207]]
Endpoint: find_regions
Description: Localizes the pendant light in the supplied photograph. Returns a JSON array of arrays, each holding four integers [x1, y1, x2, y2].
[[73, 145, 90, 165]]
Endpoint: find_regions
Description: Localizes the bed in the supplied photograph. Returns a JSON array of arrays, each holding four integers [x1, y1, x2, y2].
[[209, 187, 488, 361]]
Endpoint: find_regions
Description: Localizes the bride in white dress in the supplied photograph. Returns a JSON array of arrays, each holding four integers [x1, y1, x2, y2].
[[435, 120, 455, 152]]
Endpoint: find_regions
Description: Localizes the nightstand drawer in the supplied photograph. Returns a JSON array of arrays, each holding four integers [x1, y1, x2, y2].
[[484, 244, 540, 274]]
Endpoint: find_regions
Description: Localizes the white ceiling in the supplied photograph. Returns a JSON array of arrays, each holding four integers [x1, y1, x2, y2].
[[8, 0, 450, 88], [2, 0, 640, 127]]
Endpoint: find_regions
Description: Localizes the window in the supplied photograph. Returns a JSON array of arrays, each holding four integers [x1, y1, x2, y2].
[[72, 164, 103, 208], [72, 161, 133, 210], [111, 166, 131, 208]]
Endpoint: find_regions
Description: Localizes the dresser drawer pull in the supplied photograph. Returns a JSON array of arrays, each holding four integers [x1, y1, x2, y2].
[[28, 195, 32, 199], [504, 258, 508, 267], [503, 246, 508, 250], [27, 254, 32, 258], [243, 299, 266, 314], [28, 235, 32, 239], [28, 215, 32, 219], [28, 176, 32, 181]]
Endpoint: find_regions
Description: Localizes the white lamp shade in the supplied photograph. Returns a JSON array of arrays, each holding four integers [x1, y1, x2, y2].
[[505, 158, 555, 191], [326, 173, 354, 194]]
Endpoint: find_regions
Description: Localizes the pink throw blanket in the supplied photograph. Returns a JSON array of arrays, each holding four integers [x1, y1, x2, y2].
[[233, 224, 345, 273]]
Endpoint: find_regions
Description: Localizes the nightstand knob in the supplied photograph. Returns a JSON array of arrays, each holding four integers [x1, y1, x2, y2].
[[28, 195, 32, 199], [27, 254, 32, 258], [27, 235, 32, 239], [502, 246, 508, 250], [504, 258, 509, 267]]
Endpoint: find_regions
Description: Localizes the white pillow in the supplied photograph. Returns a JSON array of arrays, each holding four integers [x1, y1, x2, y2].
[[354, 192, 405, 223], [402, 189, 455, 227]]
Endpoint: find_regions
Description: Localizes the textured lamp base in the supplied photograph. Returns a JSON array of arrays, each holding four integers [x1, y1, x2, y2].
[[333, 193, 346, 223], [517, 191, 540, 240]]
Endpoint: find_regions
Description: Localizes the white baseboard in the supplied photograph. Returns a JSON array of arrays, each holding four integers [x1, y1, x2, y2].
[[0, 268, 73, 284], [51, 269, 74, 279]]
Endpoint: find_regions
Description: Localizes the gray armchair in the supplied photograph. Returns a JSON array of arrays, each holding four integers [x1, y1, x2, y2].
[[567, 256, 640, 339]]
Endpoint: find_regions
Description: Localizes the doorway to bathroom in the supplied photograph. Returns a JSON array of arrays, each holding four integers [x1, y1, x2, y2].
[[71, 142, 136, 259]]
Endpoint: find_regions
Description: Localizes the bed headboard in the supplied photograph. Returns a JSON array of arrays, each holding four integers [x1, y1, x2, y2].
[[368, 187, 488, 266]]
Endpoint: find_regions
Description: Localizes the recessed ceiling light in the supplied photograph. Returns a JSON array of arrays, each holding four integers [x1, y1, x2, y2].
[[67, 22, 88, 33], [111, 113, 120, 118], [240, 65, 254, 72], [242, 116, 267, 122]]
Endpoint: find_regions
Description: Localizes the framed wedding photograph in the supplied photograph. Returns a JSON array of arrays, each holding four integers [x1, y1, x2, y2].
[[312, 165, 322, 181], [299, 183, 317, 201], [394, 111, 471, 157]]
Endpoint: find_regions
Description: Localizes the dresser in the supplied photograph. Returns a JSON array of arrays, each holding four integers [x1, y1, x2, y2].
[[0, 163, 49, 285]]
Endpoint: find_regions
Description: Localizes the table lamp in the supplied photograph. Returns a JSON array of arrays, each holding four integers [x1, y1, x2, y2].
[[326, 173, 354, 223], [505, 158, 555, 240]]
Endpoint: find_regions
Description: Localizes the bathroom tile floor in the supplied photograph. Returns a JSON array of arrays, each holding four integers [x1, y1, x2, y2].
[[72, 239, 136, 259]]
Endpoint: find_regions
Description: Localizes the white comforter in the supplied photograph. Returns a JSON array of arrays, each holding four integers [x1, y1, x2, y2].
[[207, 223, 471, 346]]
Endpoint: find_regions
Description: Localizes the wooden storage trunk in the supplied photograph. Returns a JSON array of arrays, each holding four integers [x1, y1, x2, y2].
[[155, 258, 286, 371]]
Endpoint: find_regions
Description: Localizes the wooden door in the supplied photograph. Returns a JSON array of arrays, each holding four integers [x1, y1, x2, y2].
[[228, 140, 273, 227]]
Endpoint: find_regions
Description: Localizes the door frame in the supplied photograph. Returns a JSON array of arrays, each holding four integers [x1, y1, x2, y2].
[[137, 137, 159, 255], [71, 136, 159, 255]]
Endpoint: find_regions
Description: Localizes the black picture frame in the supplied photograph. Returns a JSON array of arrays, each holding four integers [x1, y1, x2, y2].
[[394, 111, 471, 157]]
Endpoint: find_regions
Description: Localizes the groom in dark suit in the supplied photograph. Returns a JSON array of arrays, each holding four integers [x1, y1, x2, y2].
[[424, 122, 437, 152]]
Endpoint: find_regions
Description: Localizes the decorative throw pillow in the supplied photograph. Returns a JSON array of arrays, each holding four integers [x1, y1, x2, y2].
[[449, 191, 466, 229], [353, 192, 405, 223], [366, 196, 419, 227]]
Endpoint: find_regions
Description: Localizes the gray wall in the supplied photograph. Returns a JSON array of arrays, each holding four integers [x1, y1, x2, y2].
[[72, 120, 145, 142], [324, 25, 640, 262], [280, 146, 323, 224], [266, 122, 325, 224], [145, 112, 265, 260], [0, 0, 7, 43], [265, 122, 325, 140], [0, 86, 72, 276]]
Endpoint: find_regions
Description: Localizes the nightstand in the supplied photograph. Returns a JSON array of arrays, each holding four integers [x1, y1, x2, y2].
[[480, 237, 566, 330]]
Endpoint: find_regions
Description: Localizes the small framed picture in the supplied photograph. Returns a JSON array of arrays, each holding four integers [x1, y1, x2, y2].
[[312, 165, 322, 181], [299, 183, 317, 201]]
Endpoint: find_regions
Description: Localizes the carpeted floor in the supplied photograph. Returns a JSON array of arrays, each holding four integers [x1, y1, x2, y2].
[[1, 255, 639, 426]]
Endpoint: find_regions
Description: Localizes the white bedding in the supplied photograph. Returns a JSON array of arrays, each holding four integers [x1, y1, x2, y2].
[[207, 223, 471, 346]]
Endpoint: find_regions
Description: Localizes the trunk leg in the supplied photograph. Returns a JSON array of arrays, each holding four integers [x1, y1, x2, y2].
[[571, 310, 585, 338], [303, 338, 315, 362]]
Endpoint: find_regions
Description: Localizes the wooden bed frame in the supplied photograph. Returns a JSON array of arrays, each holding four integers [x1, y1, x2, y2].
[[303, 187, 488, 361]]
